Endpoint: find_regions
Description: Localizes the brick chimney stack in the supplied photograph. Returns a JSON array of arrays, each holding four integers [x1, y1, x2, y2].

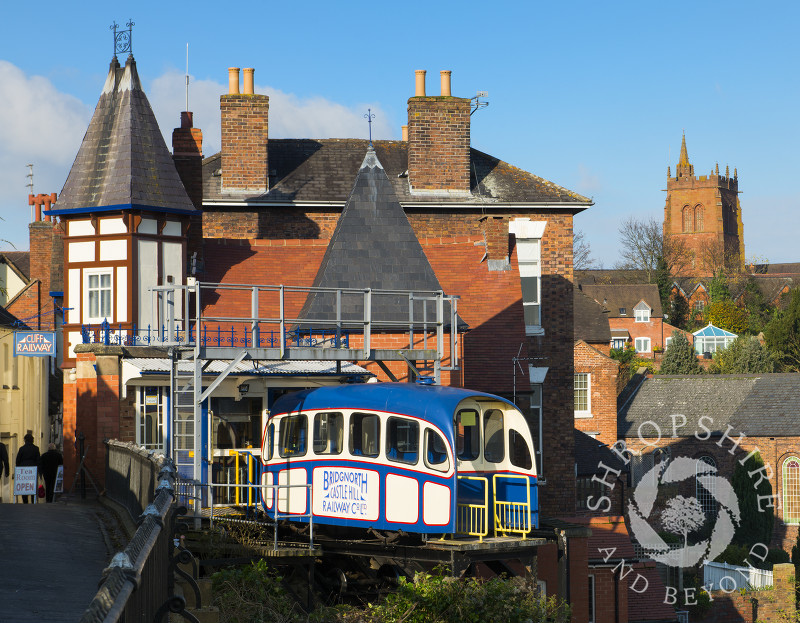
[[28, 193, 63, 330], [172, 111, 204, 263], [220, 67, 269, 193], [407, 69, 471, 194]]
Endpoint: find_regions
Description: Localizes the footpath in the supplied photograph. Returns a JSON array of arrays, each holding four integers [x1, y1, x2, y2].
[[0, 498, 118, 622]]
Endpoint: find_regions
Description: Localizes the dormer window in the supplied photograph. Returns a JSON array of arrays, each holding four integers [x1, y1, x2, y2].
[[634, 301, 651, 323], [619, 308, 627, 316]]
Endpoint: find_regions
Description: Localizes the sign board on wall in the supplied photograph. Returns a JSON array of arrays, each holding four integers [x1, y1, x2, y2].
[[14, 332, 56, 357], [14, 466, 37, 496]]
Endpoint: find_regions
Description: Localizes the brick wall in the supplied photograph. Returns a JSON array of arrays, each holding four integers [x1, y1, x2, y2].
[[574, 341, 619, 447], [172, 111, 204, 261], [589, 567, 628, 623], [220, 94, 269, 192], [407, 96, 470, 192], [608, 316, 666, 356]]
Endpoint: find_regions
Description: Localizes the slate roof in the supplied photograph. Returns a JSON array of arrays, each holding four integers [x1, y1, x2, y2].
[[0, 252, 30, 280], [618, 373, 800, 438], [574, 288, 610, 343], [297, 147, 464, 328], [580, 284, 663, 318], [202, 139, 592, 207], [48, 55, 195, 216], [574, 268, 650, 286]]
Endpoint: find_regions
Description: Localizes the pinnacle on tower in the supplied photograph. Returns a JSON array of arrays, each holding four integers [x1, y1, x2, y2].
[[715, 163, 719, 175], [676, 133, 694, 178], [726, 165, 730, 177]]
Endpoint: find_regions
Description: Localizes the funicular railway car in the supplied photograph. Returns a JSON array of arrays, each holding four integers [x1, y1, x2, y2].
[[259, 383, 538, 539]]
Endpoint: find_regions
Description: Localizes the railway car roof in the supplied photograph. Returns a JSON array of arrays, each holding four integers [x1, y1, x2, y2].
[[270, 383, 517, 432]]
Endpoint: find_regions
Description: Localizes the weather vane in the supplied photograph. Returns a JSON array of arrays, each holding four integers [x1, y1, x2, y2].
[[111, 20, 135, 57], [364, 109, 375, 145]]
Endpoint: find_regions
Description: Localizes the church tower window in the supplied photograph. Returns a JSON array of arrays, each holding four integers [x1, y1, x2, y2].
[[694, 205, 704, 232], [682, 206, 693, 233]]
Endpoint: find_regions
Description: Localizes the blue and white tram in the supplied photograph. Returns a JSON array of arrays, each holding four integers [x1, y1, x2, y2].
[[259, 383, 539, 537]]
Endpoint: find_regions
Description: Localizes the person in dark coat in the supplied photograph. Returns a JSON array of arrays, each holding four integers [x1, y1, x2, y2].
[[39, 443, 63, 503], [0, 441, 8, 502], [15, 433, 40, 504]]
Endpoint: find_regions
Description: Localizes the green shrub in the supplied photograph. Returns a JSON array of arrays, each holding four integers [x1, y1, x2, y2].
[[212, 560, 304, 623], [319, 571, 570, 623], [766, 548, 791, 566]]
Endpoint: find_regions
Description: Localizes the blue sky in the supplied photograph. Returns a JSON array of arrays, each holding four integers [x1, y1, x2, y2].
[[1, 1, 798, 267]]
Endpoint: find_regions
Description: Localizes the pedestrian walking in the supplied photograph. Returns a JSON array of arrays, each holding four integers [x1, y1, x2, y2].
[[0, 440, 8, 502], [15, 433, 40, 504], [39, 443, 63, 503]]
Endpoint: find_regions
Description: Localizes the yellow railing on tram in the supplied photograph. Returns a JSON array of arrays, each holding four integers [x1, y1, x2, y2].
[[492, 473, 532, 539], [454, 475, 489, 541], [229, 449, 258, 506]]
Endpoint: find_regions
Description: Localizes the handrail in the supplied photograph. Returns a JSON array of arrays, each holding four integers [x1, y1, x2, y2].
[[492, 473, 532, 539], [454, 475, 489, 541]]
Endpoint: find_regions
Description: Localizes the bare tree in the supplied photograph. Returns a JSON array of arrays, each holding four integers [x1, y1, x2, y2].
[[573, 230, 596, 271], [661, 495, 706, 548], [615, 217, 664, 282], [699, 239, 741, 277]]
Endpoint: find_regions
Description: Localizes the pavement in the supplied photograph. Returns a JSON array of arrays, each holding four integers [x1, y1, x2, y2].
[[0, 497, 120, 622]]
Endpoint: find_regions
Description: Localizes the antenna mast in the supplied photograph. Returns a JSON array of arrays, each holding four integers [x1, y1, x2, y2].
[[185, 43, 189, 111], [26, 164, 34, 221]]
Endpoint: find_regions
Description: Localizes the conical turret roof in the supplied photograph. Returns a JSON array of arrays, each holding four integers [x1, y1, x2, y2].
[[676, 132, 694, 179], [298, 146, 464, 329], [49, 55, 195, 216]]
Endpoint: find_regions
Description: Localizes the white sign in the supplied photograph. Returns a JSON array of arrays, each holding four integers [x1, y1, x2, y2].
[[14, 466, 37, 496], [55, 465, 64, 493], [313, 467, 379, 521]]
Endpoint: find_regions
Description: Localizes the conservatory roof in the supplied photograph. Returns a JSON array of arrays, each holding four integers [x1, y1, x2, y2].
[[692, 323, 737, 338]]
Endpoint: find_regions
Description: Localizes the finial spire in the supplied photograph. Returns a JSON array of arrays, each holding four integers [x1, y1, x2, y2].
[[715, 163, 719, 175], [726, 165, 730, 177], [676, 132, 694, 178], [679, 132, 689, 165], [111, 20, 135, 58], [364, 108, 375, 146]]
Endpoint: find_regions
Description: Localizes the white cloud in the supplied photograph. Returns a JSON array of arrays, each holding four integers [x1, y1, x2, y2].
[[147, 69, 395, 156], [0, 60, 91, 250]]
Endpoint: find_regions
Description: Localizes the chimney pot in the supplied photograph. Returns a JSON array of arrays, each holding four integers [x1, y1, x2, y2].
[[228, 67, 241, 95], [415, 70, 426, 97], [243, 68, 254, 95], [401, 125, 408, 142], [440, 70, 452, 96]]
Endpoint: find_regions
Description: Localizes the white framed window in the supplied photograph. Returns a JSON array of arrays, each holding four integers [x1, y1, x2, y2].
[[85, 269, 113, 322], [574, 373, 591, 417], [510, 219, 546, 336], [665, 336, 673, 348], [696, 456, 717, 515], [783, 457, 800, 524], [635, 337, 651, 353], [634, 302, 651, 323]]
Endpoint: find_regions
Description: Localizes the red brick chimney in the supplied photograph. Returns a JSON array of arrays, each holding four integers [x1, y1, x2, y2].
[[220, 67, 269, 193], [172, 111, 204, 262], [28, 193, 62, 330], [407, 69, 471, 194]]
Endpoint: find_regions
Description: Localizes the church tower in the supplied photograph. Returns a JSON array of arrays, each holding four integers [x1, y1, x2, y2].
[[663, 134, 744, 276]]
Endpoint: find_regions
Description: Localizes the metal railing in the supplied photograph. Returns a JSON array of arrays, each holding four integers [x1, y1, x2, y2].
[[176, 477, 316, 551], [454, 475, 489, 541], [492, 474, 532, 539], [82, 441, 191, 622]]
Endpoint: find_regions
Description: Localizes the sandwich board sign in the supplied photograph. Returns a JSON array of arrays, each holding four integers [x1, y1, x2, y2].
[[14, 466, 37, 497], [14, 332, 56, 357], [55, 465, 64, 493]]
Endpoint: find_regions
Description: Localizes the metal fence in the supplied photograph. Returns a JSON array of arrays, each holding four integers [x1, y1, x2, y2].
[[80, 441, 192, 622], [703, 561, 773, 591]]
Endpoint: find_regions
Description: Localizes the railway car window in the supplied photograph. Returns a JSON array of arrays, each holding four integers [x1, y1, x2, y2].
[[386, 417, 419, 465], [313, 412, 344, 455], [424, 429, 450, 472], [279, 415, 308, 458], [265, 423, 274, 461], [509, 429, 532, 470], [349, 412, 380, 458], [455, 409, 480, 460], [483, 409, 505, 463]]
